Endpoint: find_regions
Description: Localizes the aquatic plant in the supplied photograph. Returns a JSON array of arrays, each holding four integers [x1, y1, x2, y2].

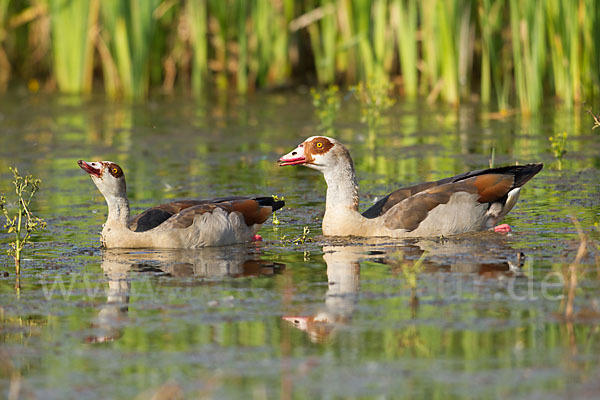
[[402, 252, 426, 292], [488, 147, 496, 168], [587, 109, 600, 130], [311, 85, 341, 134], [562, 217, 588, 320], [594, 223, 600, 268], [271, 194, 284, 226], [353, 78, 395, 134], [389, 250, 426, 317], [549, 131, 568, 170], [0, 167, 46, 275], [292, 226, 312, 245]]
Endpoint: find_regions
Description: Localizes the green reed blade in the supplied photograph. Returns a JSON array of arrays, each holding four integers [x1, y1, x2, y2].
[[1, 0, 599, 108], [187, 0, 208, 93], [437, 0, 458, 104], [237, 0, 248, 93], [49, 0, 97, 93], [419, 0, 438, 96], [392, 0, 418, 97]]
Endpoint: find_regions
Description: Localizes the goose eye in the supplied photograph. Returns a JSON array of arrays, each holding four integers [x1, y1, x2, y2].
[[112, 168, 118, 174], [316, 142, 323, 148]]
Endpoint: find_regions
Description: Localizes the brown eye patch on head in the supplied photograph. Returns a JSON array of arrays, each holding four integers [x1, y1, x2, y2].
[[108, 163, 124, 178], [308, 137, 334, 155]]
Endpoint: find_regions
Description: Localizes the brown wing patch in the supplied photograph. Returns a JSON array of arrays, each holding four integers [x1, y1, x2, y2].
[[472, 174, 514, 203], [230, 199, 273, 226]]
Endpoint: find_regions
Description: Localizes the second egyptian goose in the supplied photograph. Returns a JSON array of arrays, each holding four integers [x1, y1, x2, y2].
[[278, 136, 542, 237], [78, 160, 284, 248]]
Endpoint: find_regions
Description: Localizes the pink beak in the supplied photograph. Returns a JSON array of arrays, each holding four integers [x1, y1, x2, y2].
[[278, 156, 307, 166], [78, 160, 102, 177], [278, 146, 307, 166]]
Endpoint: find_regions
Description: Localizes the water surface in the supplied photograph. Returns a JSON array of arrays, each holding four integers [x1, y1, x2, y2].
[[1, 92, 599, 399]]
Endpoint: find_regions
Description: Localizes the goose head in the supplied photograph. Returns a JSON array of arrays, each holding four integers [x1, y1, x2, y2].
[[278, 136, 353, 173], [78, 160, 126, 199]]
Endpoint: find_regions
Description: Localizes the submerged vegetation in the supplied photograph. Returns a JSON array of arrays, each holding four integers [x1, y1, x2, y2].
[[311, 85, 341, 135], [549, 131, 568, 170], [292, 226, 312, 245], [0, 0, 599, 110], [0, 167, 46, 275], [353, 78, 395, 134]]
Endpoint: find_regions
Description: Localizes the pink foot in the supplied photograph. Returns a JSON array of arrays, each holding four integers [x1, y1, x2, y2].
[[494, 224, 512, 233], [252, 234, 263, 242]]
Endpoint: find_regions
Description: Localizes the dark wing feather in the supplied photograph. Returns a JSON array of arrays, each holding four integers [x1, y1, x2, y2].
[[253, 196, 285, 212], [363, 163, 543, 219], [130, 209, 174, 232]]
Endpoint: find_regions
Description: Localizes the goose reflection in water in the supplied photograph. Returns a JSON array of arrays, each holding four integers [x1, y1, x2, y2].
[[283, 234, 525, 343], [86, 247, 285, 343]]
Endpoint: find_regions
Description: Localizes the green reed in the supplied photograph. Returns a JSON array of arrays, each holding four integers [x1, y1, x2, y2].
[[49, 0, 97, 93], [437, 0, 459, 105], [0, 0, 10, 90], [510, 0, 546, 113], [418, 0, 437, 96], [1, 0, 600, 108], [392, 0, 417, 97], [303, 0, 337, 84], [187, 0, 208, 93], [251, 0, 293, 88], [0, 0, 7, 37], [479, 0, 511, 109], [99, 0, 161, 98]]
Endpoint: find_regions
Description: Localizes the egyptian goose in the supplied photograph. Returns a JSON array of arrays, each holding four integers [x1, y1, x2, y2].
[[78, 160, 284, 248], [278, 136, 542, 237]]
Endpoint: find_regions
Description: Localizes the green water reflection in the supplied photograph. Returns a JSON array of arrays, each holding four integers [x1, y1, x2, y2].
[[1, 92, 599, 398]]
